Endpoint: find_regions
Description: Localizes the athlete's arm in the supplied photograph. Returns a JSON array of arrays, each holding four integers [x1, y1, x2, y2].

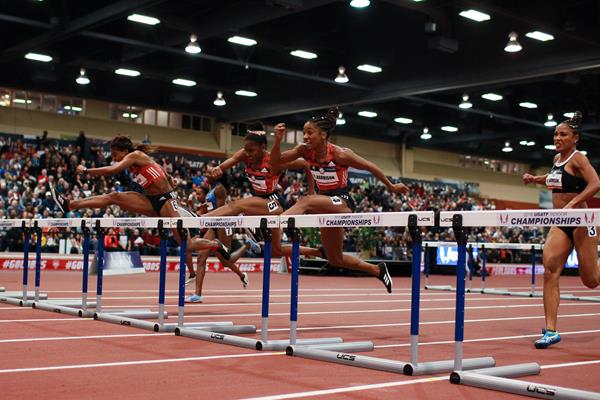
[[271, 123, 306, 168], [208, 149, 245, 179], [78, 151, 140, 177], [522, 173, 548, 185], [280, 159, 315, 195], [336, 147, 408, 194], [564, 153, 600, 208], [214, 184, 227, 208]]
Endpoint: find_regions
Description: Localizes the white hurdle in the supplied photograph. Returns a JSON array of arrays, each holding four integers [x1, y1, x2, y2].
[[442, 209, 600, 399]]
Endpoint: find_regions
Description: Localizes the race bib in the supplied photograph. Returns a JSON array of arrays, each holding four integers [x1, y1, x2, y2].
[[310, 167, 339, 185], [589, 226, 597, 238], [247, 175, 267, 191], [545, 170, 563, 190], [330, 196, 343, 206], [267, 200, 279, 213]]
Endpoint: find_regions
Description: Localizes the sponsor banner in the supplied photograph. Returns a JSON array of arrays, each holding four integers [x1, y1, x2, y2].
[[0, 219, 28, 228], [440, 209, 600, 227], [0, 254, 277, 273], [35, 218, 84, 228], [486, 265, 545, 276], [281, 212, 433, 228]]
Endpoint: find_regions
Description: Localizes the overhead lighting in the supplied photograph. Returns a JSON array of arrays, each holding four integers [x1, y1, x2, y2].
[[336, 113, 346, 125], [525, 31, 554, 42], [235, 90, 257, 97], [420, 127, 432, 140], [580, 150, 588, 156], [185, 34, 201, 54], [527, 141, 535, 146], [519, 101, 537, 109], [75, 68, 90, 85], [502, 141, 513, 152], [127, 14, 160, 25], [64, 105, 82, 112], [441, 125, 458, 132], [358, 111, 377, 118], [13, 99, 32, 104], [459, 94, 472, 109], [350, 0, 370, 8], [213, 91, 226, 106], [504, 31, 522, 53], [115, 68, 140, 77], [122, 112, 138, 119], [290, 50, 318, 59], [544, 113, 557, 127], [357, 64, 382, 73], [24, 52, 52, 62], [563, 112, 575, 119], [394, 117, 413, 124], [459, 9, 491, 22], [481, 93, 503, 101], [227, 36, 257, 46], [545, 144, 556, 150], [334, 66, 349, 83], [172, 78, 196, 87], [519, 140, 536, 146]]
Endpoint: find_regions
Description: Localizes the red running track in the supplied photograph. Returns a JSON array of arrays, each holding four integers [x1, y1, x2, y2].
[[0, 270, 599, 399]]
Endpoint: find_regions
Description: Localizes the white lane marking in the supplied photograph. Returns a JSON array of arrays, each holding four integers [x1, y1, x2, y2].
[[240, 359, 600, 400], [0, 352, 281, 374], [0, 332, 171, 344]]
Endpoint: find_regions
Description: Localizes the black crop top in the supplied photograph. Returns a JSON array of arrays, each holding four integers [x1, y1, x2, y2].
[[545, 151, 587, 194]]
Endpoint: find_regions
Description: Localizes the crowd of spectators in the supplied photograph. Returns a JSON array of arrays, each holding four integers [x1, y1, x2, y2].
[[0, 131, 545, 263]]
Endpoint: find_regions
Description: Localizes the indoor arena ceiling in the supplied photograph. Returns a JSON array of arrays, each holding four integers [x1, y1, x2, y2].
[[1, 0, 600, 169]]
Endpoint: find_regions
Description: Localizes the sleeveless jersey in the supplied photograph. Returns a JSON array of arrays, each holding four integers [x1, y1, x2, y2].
[[129, 162, 166, 190], [305, 143, 348, 192], [546, 150, 587, 193], [244, 152, 280, 195]]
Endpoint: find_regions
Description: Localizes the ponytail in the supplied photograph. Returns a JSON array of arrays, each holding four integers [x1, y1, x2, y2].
[[308, 107, 340, 138]]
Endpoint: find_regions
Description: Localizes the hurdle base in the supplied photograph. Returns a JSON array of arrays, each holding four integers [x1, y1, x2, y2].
[[0, 287, 5, 292], [175, 326, 258, 349], [1, 291, 48, 300], [32, 301, 86, 316], [95, 310, 167, 320], [94, 312, 157, 331], [424, 285, 453, 291], [507, 291, 542, 297], [448, 364, 600, 400], [481, 288, 510, 295], [256, 337, 344, 351], [0, 295, 23, 306], [577, 296, 600, 303], [405, 356, 496, 376], [154, 322, 234, 333]]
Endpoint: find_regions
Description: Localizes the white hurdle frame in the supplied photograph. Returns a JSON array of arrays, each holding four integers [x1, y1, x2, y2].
[[442, 209, 600, 399]]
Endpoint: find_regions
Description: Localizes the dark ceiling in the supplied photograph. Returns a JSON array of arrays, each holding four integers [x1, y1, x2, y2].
[[1, 0, 600, 169]]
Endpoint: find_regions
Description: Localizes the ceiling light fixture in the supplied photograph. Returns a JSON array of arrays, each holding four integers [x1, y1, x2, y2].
[[420, 127, 432, 140], [519, 101, 537, 109], [64, 105, 83, 112], [481, 93, 503, 101], [127, 14, 160, 25], [441, 126, 458, 132], [504, 31, 522, 53], [76, 68, 90, 85], [350, 0, 370, 8], [544, 113, 557, 127], [172, 78, 196, 87], [235, 90, 257, 97], [185, 34, 201, 54], [545, 144, 556, 150], [213, 91, 226, 106], [394, 117, 413, 124], [334, 66, 349, 83], [563, 112, 575, 119], [24, 52, 52, 62], [357, 64, 382, 73], [336, 112, 346, 125], [525, 31, 554, 42], [13, 99, 32, 104], [358, 111, 377, 118], [290, 50, 318, 59], [459, 94, 472, 109], [502, 141, 513, 152], [115, 68, 141, 77], [459, 9, 491, 22], [227, 36, 257, 46]]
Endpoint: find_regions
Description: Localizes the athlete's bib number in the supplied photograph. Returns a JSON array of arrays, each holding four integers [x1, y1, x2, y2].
[[545, 171, 563, 190], [267, 200, 279, 213], [247, 175, 267, 191], [330, 196, 343, 206], [589, 226, 597, 237]]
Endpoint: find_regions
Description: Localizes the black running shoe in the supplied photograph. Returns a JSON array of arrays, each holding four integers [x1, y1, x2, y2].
[[378, 263, 393, 294], [215, 239, 230, 260], [50, 183, 70, 215]]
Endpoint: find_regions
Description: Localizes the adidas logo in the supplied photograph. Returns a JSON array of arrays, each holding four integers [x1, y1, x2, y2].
[[327, 161, 336, 167], [261, 168, 268, 173]]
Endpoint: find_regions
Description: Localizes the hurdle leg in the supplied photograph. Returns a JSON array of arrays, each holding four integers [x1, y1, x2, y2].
[[530, 246, 536, 297], [157, 227, 168, 328], [95, 224, 105, 313], [33, 224, 42, 304], [424, 243, 430, 288], [177, 230, 187, 327], [21, 225, 31, 305], [81, 228, 91, 313], [480, 245, 487, 292], [288, 228, 300, 346], [260, 224, 272, 343]]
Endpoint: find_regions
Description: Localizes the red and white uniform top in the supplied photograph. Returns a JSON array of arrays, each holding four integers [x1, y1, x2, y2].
[[129, 162, 166, 189], [305, 143, 348, 192], [244, 151, 280, 195]]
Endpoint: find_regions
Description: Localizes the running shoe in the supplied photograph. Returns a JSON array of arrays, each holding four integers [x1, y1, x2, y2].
[[534, 329, 561, 349], [245, 237, 261, 254], [378, 263, 393, 294], [241, 272, 249, 289], [50, 183, 70, 215], [214, 239, 230, 260], [185, 294, 203, 303], [185, 273, 196, 286], [245, 227, 263, 243]]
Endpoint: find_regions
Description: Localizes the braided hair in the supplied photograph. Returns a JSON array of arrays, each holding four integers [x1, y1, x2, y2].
[[244, 122, 267, 146], [109, 135, 155, 154], [308, 107, 340, 138], [562, 111, 582, 134]]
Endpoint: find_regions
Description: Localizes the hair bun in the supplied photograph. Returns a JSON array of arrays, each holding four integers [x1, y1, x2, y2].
[[571, 111, 582, 126], [325, 107, 340, 121]]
